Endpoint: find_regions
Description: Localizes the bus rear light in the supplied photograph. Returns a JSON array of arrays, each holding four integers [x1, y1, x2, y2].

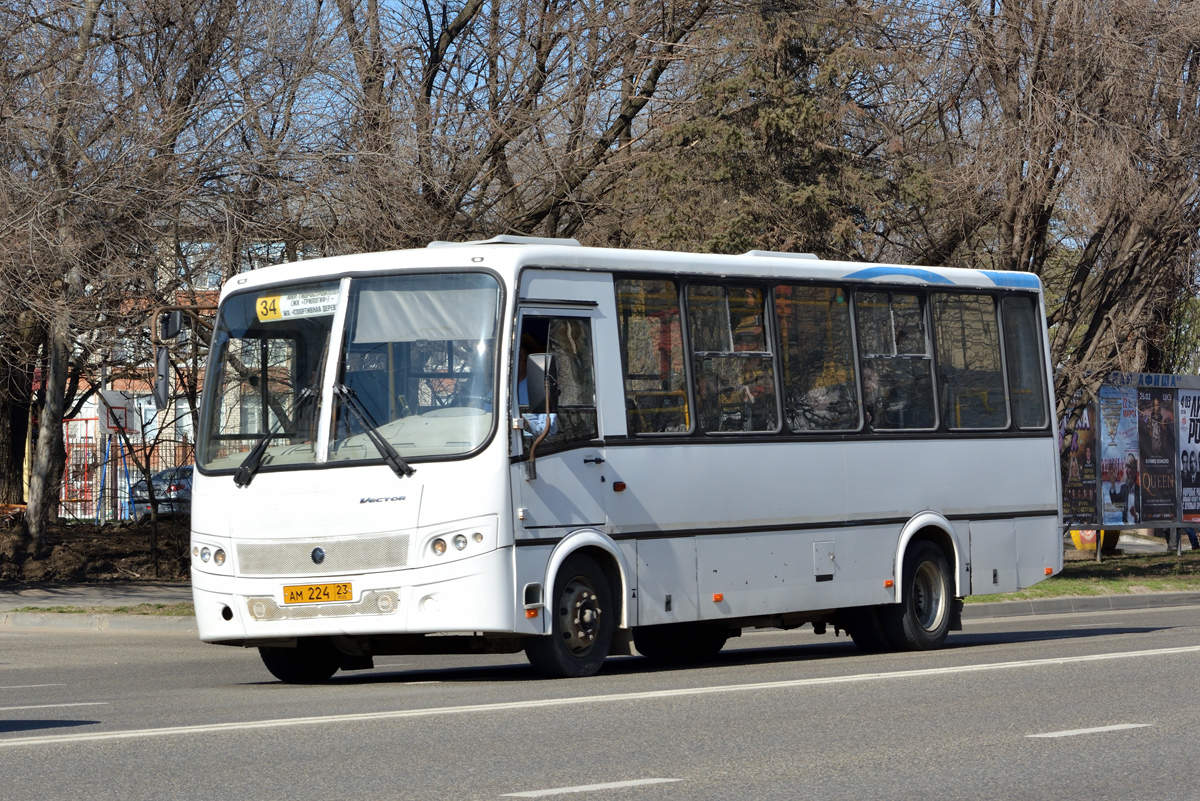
[[712, 593, 724, 602], [884, 579, 894, 588], [525, 609, 539, 618]]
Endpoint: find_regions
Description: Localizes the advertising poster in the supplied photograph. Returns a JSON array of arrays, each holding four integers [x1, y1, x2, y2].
[[1180, 391, 1200, 522], [1099, 384, 1140, 525], [1138, 387, 1177, 522], [1060, 403, 1097, 525]]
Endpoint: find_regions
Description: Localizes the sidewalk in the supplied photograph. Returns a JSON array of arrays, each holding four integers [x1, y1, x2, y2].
[[1, 578, 1198, 633], [0, 581, 195, 632]]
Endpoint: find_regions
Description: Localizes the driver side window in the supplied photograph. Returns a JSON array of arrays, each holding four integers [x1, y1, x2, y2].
[[517, 316, 598, 447]]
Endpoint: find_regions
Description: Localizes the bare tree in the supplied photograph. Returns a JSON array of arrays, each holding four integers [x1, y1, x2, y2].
[[0, 0, 240, 548]]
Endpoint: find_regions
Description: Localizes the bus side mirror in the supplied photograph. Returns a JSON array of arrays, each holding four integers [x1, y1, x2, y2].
[[526, 353, 558, 414], [153, 346, 170, 411], [160, 310, 184, 341]]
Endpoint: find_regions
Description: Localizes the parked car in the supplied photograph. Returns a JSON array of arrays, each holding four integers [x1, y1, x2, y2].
[[130, 465, 193, 519]]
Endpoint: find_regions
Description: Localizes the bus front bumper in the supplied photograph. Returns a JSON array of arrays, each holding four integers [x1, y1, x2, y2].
[[192, 546, 516, 643]]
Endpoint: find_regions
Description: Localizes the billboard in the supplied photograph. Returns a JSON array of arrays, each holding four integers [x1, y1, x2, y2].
[[1060, 403, 1096, 525], [1179, 390, 1200, 523], [1098, 384, 1140, 525], [1138, 387, 1177, 522]]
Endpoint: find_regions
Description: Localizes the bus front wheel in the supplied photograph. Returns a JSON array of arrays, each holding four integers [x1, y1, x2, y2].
[[524, 553, 614, 678], [880, 541, 952, 650], [259, 637, 342, 683]]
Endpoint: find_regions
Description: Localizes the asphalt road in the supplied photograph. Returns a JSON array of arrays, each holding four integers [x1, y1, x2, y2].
[[3, 607, 1200, 800]]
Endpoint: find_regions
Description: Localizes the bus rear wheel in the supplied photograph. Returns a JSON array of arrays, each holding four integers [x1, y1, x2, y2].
[[880, 541, 952, 650], [259, 637, 342, 683], [524, 553, 614, 678], [633, 623, 730, 662]]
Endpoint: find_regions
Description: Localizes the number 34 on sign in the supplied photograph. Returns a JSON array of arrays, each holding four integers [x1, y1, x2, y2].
[[255, 288, 340, 323]]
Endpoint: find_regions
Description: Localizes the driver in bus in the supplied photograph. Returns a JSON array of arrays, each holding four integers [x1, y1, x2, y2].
[[517, 333, 558, 437]]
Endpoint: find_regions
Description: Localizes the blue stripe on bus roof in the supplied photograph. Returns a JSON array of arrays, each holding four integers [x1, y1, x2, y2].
[[842, 265, 955, 284], [841, 265, 1041, 290], [979, 270, 1041, 289]]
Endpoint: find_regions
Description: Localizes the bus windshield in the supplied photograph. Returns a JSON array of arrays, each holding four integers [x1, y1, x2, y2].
[[200, 272, 501, 475], [200, 280, 341, 471], [329, 272, 500, 463]]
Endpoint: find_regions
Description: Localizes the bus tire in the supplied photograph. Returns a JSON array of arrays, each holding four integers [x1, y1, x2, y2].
[[258, 638, 342, 684], [881, 541, 952, 650], [524, 553, 613, 678], [844, 607, 892, 653], [632, 623, 730, 662]]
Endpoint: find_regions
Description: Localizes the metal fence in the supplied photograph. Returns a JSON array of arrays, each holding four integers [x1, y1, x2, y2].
[[60, 417, 194, 522]]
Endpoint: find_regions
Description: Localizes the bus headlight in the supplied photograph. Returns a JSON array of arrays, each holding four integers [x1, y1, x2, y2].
[[453, 534, 468, 551], [213, 549, 226, 566], [432, 538, 447, 556], [200, 547, 211, 563]]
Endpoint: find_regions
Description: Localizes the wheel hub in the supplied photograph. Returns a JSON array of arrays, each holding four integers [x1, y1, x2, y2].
[[912, 560, 947, 632], [559, 577, 602, 655]]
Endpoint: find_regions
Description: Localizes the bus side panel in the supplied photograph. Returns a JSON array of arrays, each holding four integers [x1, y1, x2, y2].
[[968, 520, 1018, 594], [514, 544, 554, 635], [695, 528, 895, 620], [635, 538, 699, 626], [1016, 516, 1062, 588]]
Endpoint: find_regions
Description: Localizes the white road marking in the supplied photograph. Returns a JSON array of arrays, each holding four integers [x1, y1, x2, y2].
[[0, 684, 65, 690], [1028, 723, 1152, 738], [0, 702, 108, 712], [503, 779, 681, 797], [2, 644, 1199, 748]]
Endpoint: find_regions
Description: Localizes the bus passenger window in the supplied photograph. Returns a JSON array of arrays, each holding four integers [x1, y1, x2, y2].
[[1002, 295, 1049, 429], [615, 278, 691, 434], [933, 294, 1008, 430], [687, 284, 779, 434], [856, 291, 936, 430], [774, 284, 859, 431]]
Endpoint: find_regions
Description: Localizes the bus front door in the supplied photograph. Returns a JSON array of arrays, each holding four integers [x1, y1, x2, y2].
[[513, 312, 606, 531]]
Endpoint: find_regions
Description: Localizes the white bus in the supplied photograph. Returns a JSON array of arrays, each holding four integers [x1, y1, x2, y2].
[[184, 237, 1062, 682]]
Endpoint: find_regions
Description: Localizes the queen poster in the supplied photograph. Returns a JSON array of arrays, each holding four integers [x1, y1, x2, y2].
[[1138, 387, 1176, 522]]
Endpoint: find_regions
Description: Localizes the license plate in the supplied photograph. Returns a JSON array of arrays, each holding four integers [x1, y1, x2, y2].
[[282, 582, 352, 605]]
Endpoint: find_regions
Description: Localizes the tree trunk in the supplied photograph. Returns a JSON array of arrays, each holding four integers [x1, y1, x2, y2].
[[0, 391, 31, 505], [26, 313, 70, 550]]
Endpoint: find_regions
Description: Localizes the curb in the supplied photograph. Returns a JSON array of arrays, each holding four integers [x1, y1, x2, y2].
[[962, 591, 1200, 619], [0, 612, 197, 632]]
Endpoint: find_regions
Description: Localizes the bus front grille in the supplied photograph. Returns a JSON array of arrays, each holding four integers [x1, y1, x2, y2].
[[236, 533, 410, 576]]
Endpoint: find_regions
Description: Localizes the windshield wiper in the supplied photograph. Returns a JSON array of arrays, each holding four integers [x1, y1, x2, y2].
[[234, 387, 317, 488], [334, 383, 415, 479]]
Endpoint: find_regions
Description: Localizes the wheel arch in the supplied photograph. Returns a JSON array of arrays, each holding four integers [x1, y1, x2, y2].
[[544, 529, 631, 629], [894, 512, 964, 601]]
